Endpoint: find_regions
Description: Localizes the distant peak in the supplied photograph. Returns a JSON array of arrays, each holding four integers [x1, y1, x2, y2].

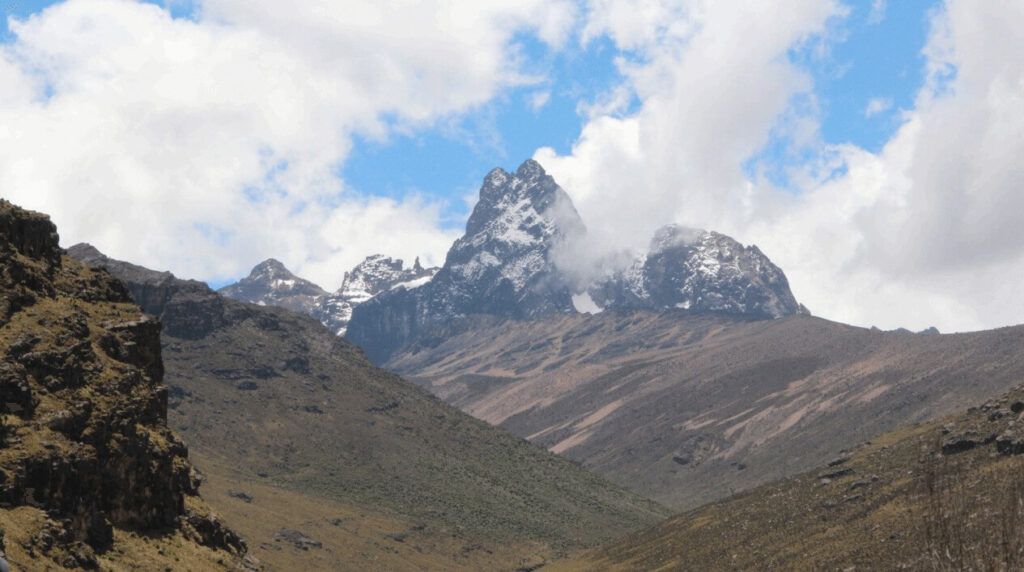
[[484, 167, 510, 185], [67, 242, 104, 259], [246, 258, 296, 279]]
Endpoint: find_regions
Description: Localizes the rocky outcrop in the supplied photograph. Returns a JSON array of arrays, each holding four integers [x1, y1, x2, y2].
[[0, 200, 245, 568]]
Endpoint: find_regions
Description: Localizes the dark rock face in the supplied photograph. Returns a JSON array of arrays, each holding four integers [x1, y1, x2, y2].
[[308, 254, 437, 335], [347, 160, 806, 364], [589, 225, 805, 318], [348, 159, 585, 363], [0, 200, 245, 567], [68, 243, 230, 340]]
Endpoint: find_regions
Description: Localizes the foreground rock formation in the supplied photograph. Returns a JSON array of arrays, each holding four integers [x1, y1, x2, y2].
[[0, 200, 247, 570]]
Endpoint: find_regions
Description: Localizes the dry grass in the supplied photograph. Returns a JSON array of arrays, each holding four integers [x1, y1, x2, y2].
[[192, 452, 564, 571]]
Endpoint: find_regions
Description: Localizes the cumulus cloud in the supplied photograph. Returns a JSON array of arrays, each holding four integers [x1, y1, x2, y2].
[[538, 0, 844, 266], [539, 0, 1024, 333], [0, 0, 572, 288]]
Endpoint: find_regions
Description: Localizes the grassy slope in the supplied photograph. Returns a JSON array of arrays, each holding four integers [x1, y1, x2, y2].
[[553, 385, 1024, 571], [68, 246, 669, 569], [163, 315, 668, 559]]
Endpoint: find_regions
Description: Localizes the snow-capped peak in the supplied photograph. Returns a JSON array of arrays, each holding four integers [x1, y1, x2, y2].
[[588, 224, 805, 318]]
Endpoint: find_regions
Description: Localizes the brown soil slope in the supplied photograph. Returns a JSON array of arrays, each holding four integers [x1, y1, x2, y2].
[[552, 385, 1024, 571], [388, 310, 1024, 510], [68, 244, 668, 570]]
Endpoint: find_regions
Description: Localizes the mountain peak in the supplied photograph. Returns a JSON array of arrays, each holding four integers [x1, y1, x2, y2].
[[516, 158, 546, 180], [348, 161, 584, 363], [247, 257, 297, 281], [338, 254, 437, 302], [219, 258, 326, 313], [589, 224, 805, 318]]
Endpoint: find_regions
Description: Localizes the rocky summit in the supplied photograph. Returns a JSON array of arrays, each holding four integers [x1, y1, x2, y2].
[[347, 159, 804, 363], [218, 258, 328, 315], [0, 201, 246, 570], [309, 254, 437, 335], [347, 159, 586, 363], [588, 224, 807, 318]]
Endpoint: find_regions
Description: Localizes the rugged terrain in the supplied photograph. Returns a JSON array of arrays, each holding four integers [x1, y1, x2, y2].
[[69, 243, 668, 570], [389, 310, 1024, 510], [220, 255, 436, 336], [587, 224, 805, 318], [348, 159, 587, 363], [347, 159, 802, 364], [0, 200, 247, 570], [552, 384, 1024, 570]]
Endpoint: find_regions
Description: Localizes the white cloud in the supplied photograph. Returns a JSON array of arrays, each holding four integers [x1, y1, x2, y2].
[[539, 0, 1024, 333], [538, 0, 844, 263], [0, 0, 574, 288], [529, 90, 551, 112], [864, 96, 892, 117], [868, 0, 887, 25]]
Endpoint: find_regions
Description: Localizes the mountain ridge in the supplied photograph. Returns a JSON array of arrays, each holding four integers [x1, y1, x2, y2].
[[219, 254, 438, 336], [387, 308, 1024, 511], [347, 159, 805, 363]]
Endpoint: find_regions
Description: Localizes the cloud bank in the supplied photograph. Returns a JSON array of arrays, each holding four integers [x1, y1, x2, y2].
[[538, 0, 1024, 332]]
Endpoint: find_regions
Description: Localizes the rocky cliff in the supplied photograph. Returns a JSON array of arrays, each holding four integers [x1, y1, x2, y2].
[[0, 200, 246, 570]]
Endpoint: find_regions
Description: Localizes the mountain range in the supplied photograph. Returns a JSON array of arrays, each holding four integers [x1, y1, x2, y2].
[[219, 160, 806, 365], [213, 159, 1024, 517], [219, 255, 437, 336], [67, 241, 666, 570], [6, 156, 1024, 570]]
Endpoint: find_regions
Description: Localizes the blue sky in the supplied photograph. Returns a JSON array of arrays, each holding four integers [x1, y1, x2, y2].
[[0, 0, 934, 225]]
